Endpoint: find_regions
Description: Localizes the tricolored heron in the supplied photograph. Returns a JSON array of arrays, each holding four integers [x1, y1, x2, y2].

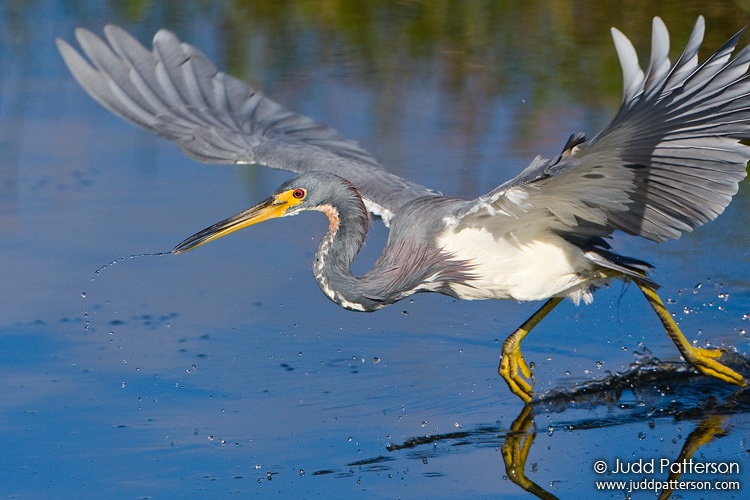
[[58, 16, 748, 403]]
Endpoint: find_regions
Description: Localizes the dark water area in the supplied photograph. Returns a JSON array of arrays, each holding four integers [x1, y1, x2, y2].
[[1, 1, 749, 498]]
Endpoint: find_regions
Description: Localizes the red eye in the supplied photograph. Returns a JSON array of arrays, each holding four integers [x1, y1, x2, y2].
[[292, 188, 306, 199]]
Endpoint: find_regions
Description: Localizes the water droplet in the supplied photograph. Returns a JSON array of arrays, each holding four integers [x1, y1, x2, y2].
[[547, 426, 554, 436], [299, 469, 305, 477], [81, 292, 87, 298], [693, 283, 702, 293], [638, 432, 646, 440], [595, 360, 603, 368], [373, 357, 380, 364], [421, 421, 427, 427]]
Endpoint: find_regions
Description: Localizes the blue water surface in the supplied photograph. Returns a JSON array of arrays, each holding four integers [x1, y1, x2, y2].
[[1, 1, 749, 498]]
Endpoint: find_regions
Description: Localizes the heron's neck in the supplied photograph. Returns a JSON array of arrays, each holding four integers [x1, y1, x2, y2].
[[310, 193, 472, 311], [311, 197, 382, 312]]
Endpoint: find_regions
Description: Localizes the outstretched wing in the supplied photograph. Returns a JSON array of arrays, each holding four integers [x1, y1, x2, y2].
[[451, 16, 750, 245], [57, 25, 437, 223]]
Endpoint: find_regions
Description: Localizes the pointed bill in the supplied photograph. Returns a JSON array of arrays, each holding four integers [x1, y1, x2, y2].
[[172, 190, 303, 254]]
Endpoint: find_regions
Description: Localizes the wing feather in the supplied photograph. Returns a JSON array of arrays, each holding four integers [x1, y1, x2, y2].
[[452, 16, 750, 245], [57, 25, 438, 223]]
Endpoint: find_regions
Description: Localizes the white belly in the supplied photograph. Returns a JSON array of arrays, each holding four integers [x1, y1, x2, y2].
[[436, 226, 596, 303]]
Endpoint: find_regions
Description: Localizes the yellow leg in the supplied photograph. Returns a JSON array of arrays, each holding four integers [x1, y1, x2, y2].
[[499, 297, 564, 403], [501, 405, 558, 500], [657, 415, 727, 500], [638, 283, 745, 387]]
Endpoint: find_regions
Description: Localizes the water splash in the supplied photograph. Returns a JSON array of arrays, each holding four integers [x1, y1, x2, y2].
[[84, 252, 174, 331], [384, 353, 750, 457], [537, 350, 750, 413], [93, 252, 173, 279]]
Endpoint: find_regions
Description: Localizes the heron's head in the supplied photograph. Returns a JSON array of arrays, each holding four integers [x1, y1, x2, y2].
[[171, 172, 364, 254]]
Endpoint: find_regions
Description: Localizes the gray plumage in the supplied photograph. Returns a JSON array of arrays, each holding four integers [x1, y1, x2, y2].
[[170, 171, 473, 311], [56, 16, 750, 309], [56, 24, 439, 224], [59, 16, 750, 400], [455, 17, 749, 244]]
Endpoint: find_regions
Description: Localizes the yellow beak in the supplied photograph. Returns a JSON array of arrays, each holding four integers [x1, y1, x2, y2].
[[171, 190, 299, 254]]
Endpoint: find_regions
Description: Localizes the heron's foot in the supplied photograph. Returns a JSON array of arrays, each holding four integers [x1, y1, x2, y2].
[[499, 343, 535, 403], [682, 345, 746, 386], [497, 297, 562, 403]]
